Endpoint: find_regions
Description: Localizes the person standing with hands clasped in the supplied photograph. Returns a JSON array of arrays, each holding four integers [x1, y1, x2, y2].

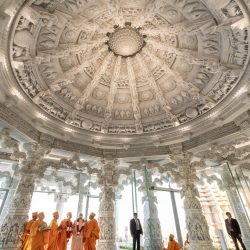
[[130, 213, 143, 250], [225, 212, 246, 250]]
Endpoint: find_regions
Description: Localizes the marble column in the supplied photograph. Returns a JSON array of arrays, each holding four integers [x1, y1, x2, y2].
[[0, 172, 36, 249], [98, 186, 116, 250], [97, 159, 118, 250], [141, 166, 162, 250], [0, 142, 50, 249], [169, 152, 215, 250], [220, 164, 250, 249], [182, 184, 215, 250]]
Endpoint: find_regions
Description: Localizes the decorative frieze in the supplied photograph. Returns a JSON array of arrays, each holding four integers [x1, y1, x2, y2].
[[1, 0, 248, 145]]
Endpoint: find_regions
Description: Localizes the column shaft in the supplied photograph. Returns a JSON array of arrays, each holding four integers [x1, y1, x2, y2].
[[98, 186, 116, 250], [183, 184, 215, 250], [97, 158, 119, 250]]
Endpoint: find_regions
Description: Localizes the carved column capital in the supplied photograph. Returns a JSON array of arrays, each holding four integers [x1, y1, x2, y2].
[[198, 142, 250, 163], [97, 158, 119, 187], [39, 133, 54, 149], [18, 142, 51, 178], [0, 128, 26, 160]]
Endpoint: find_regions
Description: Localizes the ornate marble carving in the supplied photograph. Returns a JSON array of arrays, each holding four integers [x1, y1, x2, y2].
[[0, 128, 26, 161], [97, 159, 119, 250], [3, 0, 248, 141], [103, 56, 122, 131], [107, 25, 145, 57], [126, 57, 143, 134], [164, 152, 215, 250], [197, 142, 250, 163], [0, 132, 51, 249]]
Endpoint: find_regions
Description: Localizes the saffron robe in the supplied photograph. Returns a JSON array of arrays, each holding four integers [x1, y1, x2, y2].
[[47, 219, 59, 250], [165, 240, 181, 250], [57, 219, 73, 250], [30, 220, 49, 250], [83, 219, 100, 250], [71, 218, 85, 250], [21, 219, 35, 250]]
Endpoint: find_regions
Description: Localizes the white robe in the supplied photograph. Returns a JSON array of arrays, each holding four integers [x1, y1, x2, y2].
[[71, 218, 85, 250]]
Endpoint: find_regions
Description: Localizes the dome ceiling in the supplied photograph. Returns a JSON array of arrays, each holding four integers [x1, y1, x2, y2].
[[3, 0, 250, 148]]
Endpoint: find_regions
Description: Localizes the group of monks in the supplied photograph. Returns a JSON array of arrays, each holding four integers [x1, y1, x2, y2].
[[21, 211, 100, 250]]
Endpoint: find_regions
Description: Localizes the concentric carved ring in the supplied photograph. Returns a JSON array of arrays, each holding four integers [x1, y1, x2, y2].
[[107, 26, 145, 57]]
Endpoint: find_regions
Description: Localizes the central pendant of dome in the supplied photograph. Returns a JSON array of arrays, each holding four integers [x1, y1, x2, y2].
[[107, 25, 145, 57]]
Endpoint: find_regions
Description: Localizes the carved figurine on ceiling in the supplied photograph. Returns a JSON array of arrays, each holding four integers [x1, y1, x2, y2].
[[1, 0, 248, 143]]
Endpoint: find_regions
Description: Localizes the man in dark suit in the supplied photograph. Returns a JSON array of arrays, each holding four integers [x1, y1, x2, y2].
[[130, 213, 143, 250], [225, 212, 246, 250]]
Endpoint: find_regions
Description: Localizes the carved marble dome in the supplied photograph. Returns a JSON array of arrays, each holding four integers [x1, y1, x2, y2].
[[1, 0, 250, 150]]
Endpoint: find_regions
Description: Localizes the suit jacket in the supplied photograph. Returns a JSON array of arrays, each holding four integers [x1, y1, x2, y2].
[[130, 218, 143, 235], [225, 218, 241, 235]]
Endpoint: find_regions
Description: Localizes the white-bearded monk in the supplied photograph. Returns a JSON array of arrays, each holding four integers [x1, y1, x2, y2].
[[71, 213, 85, 250]]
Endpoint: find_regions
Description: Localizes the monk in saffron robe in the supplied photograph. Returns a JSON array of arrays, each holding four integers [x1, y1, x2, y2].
[[21, 212, 38, 250], [30, 212, 50, 250], [71, 213, 85, 250], [57, 212, 73, 250], [163, 234, 181, 250], [84, 212, 100, 250], [47, 211, 59, 250]]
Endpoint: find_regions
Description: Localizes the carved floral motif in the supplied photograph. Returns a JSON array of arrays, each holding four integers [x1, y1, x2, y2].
[[6, 0, 249, 137]]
